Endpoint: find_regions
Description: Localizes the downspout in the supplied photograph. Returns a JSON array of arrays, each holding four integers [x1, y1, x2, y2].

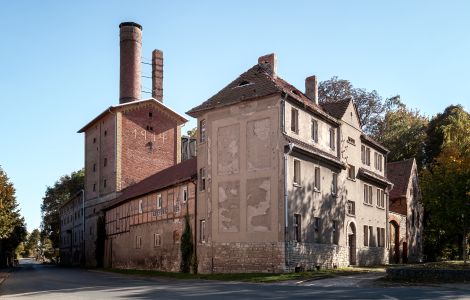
[[191, 178, 198, 273], [284, 142, 294, 271]]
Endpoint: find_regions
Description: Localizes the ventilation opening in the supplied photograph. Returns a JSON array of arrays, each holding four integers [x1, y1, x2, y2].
[[234, 80, 253, 88]]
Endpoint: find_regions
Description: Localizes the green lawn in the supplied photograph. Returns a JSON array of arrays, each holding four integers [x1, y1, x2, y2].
[[101, 266, 384, 283]]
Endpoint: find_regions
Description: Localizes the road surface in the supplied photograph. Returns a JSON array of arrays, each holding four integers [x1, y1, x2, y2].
[[1, 260, 470, 299]]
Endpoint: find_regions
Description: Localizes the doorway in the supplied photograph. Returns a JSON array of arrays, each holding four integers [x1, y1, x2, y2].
[[389, 221, 400, 263], [348, 222, 356, 265]]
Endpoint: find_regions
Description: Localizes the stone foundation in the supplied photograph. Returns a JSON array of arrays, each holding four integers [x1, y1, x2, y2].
[[286, 242, 349, 271]]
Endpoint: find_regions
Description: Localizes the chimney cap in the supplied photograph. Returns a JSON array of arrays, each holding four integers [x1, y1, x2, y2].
[[119, 22, 142, 30]]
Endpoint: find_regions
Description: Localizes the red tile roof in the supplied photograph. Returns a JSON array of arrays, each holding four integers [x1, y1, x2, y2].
[[387, 158, 415, 199], [104, 157, 197, 210]]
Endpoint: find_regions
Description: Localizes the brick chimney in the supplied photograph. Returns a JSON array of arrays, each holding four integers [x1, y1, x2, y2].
[[305, 75, 319, 105], [119, 22, 142, 104], [152, 49, 163, 102], [258, 53, 277, 78]]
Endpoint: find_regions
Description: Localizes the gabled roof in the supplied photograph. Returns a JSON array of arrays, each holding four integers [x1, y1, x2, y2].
[[78, 98, 187, 133], [320, 99, 351, 120], [387, 158, 415, 199], [186, 64, 339, 125], [104, 157, 197, 211], [360, 134, 389, 154]]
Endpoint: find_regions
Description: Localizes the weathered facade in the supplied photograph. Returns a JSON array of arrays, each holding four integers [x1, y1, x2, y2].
[[103, 158, 197, 271], [59, 191, 84, 266], [187, 54, 392, 272], [387, 158, 424, 263]]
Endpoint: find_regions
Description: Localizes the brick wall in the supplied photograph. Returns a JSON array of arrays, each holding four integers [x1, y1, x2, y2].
[[120, 104, 178, 189]]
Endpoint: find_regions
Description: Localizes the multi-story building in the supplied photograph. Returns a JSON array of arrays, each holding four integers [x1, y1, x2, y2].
[[387, 158, 424, 263], [59, 191, 84, 265], [187, 53, 392, 272]]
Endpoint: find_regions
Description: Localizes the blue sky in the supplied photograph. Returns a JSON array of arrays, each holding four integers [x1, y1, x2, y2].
[[0, 1, 469, 231]]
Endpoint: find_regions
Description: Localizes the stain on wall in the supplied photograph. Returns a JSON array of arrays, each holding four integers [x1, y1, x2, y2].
[[246, 177, 271, 232], [218, 181, 240, 232], [217, 124, 240, 175], [246, 118, 271, 171]]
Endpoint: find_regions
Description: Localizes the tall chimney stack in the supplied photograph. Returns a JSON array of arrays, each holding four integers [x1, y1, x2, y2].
[[305, 75, 319, 105], [152, 49, 163, 102], [119, 22, 142, 104], [258, 53, 277, 78]]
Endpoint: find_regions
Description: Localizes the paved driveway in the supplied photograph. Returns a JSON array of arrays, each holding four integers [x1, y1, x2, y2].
[[1, 262, 470, 299]]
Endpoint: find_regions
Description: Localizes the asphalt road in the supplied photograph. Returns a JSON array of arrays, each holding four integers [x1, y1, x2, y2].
[[1, 261, 470, 299]]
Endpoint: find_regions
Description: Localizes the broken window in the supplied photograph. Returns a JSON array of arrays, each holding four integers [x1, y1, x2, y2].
[[329, 128, 335, 150], [293, 159, 301, 185], [291, 108, 299, 133], [311, 119, 318, 143], [314, 167, 321, 191], [199, 168, 206, 191], [199, 119, 206, 143]]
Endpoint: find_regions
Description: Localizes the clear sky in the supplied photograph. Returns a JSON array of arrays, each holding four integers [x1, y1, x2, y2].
[[0, 1, 469, 232]]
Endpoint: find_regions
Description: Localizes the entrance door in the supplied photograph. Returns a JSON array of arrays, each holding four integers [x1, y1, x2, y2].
[[389, 221, 400, 263], [348, 223, 356, 265]]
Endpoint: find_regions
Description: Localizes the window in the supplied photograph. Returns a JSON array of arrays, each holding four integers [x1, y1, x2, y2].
[[103, 179, 107, 188], [200, 219, 206, 243], [135, 236, 142, 249], [347, 137, 356, 145], [93, 183, 96, 192], [93, 137, 96, 144], [374, 152, 383, 171], [154, 233, 161, 247], [376, 188, 385, 208], [332, 220, 338, 245], [156, 194, 162, 209], [364, 184, 373, 205], [199, 168, 206, 191], [347, 200, 355, 216], [329, 128, 335, 150], [291, 108, 299, 133], [347, 165, 356, 180], [182, 186, 188, 203], [93, 163, 96, 172], [364, 225, 370, 246], [314, 217, 321, 243], [104, 130, 107, 136], [361, 145, 365, 163], [377, 227, 385, 247], [366, 147, 371, 166], [311, 119, 318, 142], [293, 159, 301, 185], [314, 167, 321, 191], [149, 112, 153, 118], [138, 199, 143, 214], [199, 119, 206, 143], [331, 173, 338, 196], [104, 158, 107, 167], [294, 214, 301, 242], [369, 226, 375, 247]]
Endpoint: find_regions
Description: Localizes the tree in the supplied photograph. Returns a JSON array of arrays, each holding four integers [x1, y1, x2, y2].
[[24, 229, 41, 258], [374, 96, 428, 166], [423, 105, 470, 167], [40, 169, 84, 249], [420, 105, 470, 261], [180, 214, 193, 273], [318, 76, 385, 135], [0, 166, 27, 266]]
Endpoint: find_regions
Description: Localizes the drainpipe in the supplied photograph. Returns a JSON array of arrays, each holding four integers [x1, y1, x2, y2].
[[284, 142, 294, 270]]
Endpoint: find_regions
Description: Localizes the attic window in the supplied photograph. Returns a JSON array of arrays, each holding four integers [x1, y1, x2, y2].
[[235, 80, 253, 88]]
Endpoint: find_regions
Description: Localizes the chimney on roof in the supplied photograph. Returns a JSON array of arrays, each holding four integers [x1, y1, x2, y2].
[[258, 53, 277, 78], [305, 75, 319, 105], [119, 22, 142, 104], [151, 49, 163, 102]]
